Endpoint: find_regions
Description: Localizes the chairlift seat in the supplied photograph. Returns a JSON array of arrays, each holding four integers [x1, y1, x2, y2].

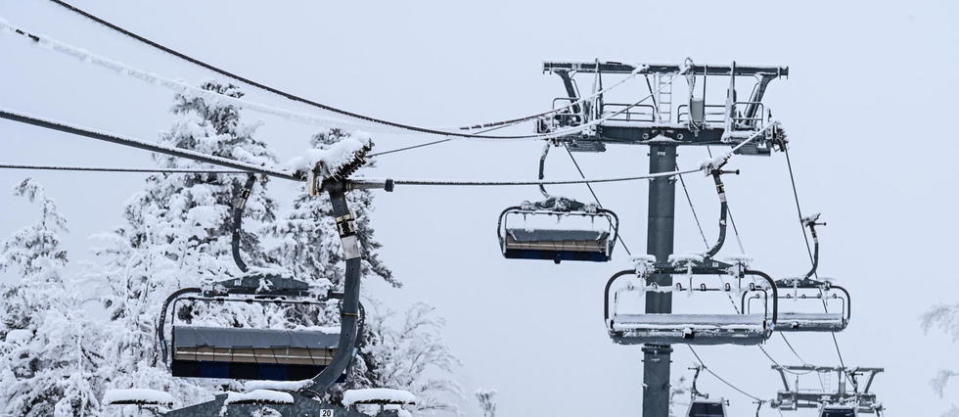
[[820, 407, 856, 417], [687, 400, 726, 417], [503, 228, 610, 262], [172, 326, 339, 381], [776, 312, 847, 332], [609, 313, 770, 345]]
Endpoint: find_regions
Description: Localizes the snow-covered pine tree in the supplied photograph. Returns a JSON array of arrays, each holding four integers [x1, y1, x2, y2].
[[89, 81, 282, 411], [922, 305, 959, 416], [475, 389, 496, 417], [354, 302, 460, 415], [0, 178, 103, 417]]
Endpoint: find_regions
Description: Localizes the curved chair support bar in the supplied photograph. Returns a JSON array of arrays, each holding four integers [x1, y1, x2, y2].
[[495, 206, 523, 250], [538, 142, 552, 199], [743, 269, 778, 325], [704, 170, 729, 258], [156, 287, 201, 367], [803, 222, 820, 280], [231, 174, 257, 273], [604, 269, 636, 322], [830, 284, 851, 323], [302, 182, 363, 396], [597, 208, 620, 254]]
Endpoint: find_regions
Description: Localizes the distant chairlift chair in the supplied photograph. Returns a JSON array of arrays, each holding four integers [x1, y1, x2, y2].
[[496, 144, 620, 264], [820, 406, 857, 417], [686, 366, 728, 417], [604, 266, 778, 345], [497, 198, 618, 263]]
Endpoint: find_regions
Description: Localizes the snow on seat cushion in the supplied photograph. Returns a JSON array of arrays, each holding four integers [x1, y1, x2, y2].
[[506, 229, 607, 243], [777, 312, 843, 322], [173, 326, 338, 350], [611, 313, 767, 331]]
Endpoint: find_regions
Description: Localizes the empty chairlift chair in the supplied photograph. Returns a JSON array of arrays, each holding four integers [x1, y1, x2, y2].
[[684, 366, 728, 417], [820, 406, 857, 417], [604, 266, 778, 345], [758, 278, 850, 332], [158, 275, 341, 381], [497, 197, 619, 263], [687, 400, 727, 417]]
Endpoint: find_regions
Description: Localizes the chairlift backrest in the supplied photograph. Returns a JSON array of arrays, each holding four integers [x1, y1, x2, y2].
[[753, 279, 850, 332], [159, 276, 343, 381], [820, 407, 856, 417], [497, 200, 619, 264], [687, 400, 726, 417], [604, 267, 778, 346]]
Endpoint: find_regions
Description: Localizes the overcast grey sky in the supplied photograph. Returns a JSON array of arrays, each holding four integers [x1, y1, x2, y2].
[[2, 1, 958, 416]]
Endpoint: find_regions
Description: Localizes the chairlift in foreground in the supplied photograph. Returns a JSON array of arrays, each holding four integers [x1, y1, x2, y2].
[[156, 175, 347, 381], [497, 143, 619, 263]]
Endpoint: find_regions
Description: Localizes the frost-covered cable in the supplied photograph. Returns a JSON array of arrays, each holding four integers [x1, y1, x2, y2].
[[0, 164, 249, 174], [0, 108, 300, 180], [562, 144, 633, 256], [687, 346, 763, 401], [367, 123, 511, 158], [1, 16, 655, 142], [454, 65, 647, 131], [1, 108, 714, 189], [39, 2, 649, 140], [0, 18, 395, 135], [359, 167, 702, 188]]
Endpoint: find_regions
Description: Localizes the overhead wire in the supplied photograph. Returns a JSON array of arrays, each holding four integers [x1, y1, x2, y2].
[[367, 123, 512, 158], [0, 164, 248, 174], [0, 109, 299, 180], [561, 145, 633, 256], [1, 17, 662, 146], [687, 346, 763, 402], [41, 0, 648, 139], [0, 108, 708, 187]]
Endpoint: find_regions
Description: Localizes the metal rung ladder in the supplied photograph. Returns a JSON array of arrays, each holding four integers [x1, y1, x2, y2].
[[655, 74, 673, 123]]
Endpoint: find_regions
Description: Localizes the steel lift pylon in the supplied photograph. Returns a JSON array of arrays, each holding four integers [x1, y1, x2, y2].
[[770, 365, 884, 416], [537, 58, 788, 417]]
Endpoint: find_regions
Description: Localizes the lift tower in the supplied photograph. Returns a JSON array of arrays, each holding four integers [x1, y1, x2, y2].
[[538, 60, 788, 417]]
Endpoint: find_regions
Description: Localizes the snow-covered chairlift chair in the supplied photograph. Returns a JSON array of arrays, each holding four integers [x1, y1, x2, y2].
[[820, 406, 857, 417], [749, 278, 850, 332], [497, 197, 619, 264], [604, 266, 778, 345], [156, 175, 344, 381]]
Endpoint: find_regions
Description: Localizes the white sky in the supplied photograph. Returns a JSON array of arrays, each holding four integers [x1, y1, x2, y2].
[[2, 1, 958, 416]]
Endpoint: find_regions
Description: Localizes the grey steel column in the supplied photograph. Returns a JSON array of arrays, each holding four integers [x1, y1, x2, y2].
[[643, 143, 677, 417]]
